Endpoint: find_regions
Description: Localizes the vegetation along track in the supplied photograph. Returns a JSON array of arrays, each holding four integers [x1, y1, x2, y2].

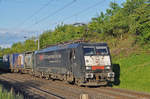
[[0, 73, 150, 99]]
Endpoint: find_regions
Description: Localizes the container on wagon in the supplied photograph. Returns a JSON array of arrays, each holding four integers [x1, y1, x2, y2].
[[24, 51, 34, 69]]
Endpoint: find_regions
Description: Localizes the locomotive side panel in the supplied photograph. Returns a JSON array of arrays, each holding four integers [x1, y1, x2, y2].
[[70, 46, 85, 79], [34, 49, 71, 75]]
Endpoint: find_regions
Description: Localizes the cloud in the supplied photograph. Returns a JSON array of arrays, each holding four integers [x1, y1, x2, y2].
[[0, 44, 11, 48], [0, 28, 42, 48]]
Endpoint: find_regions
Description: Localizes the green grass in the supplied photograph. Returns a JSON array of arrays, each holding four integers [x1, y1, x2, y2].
[[0, 59, 23, 99], [113, 53, 150, 93], [0, 85, 23, 99]]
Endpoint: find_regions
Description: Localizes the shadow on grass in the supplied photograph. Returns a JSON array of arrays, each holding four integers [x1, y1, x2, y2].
[[0, 79, 39, 99], [113, 64, 120, 86]]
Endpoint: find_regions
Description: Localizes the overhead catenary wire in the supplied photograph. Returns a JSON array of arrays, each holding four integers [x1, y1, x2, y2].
[[15, 0, 53, 28], [27, 0, 105, 31], [15, 0, 104, 34], [23, 0, 76, 30], [2, 0, 107, 48], [30, 0, 106, 32], [62, 0, 106, 23], [49, 0, 106, 26], [34, 0, 76, 25]]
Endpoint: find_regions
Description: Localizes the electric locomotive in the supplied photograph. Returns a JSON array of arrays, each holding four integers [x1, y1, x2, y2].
[[34, 42, 114, 86]]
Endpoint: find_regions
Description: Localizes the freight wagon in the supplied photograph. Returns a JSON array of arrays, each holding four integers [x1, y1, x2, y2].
[[9, 52, 34, 73], [9, 53, 25, 72], [24, 51, 34, 73]]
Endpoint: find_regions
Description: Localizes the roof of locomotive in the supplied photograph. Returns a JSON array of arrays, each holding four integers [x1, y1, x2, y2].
[[35, 42, 108, 54]]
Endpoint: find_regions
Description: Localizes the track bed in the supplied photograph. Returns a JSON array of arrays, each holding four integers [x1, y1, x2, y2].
[[0, 72, 150, 99]]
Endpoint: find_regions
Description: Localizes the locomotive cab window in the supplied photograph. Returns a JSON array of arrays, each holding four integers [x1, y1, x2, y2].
[[96, 47, 108, 55], [83, 46, 95, 55]]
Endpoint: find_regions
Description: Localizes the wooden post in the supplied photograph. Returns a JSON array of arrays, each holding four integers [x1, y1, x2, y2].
[[80, 94, 89, 99]]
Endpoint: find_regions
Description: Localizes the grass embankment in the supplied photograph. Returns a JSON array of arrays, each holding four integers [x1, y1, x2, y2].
[[105, 35, 150, 93], [0, 85, 23, 99], [0, 58, 23, 99], [113, 52, 150, 93]]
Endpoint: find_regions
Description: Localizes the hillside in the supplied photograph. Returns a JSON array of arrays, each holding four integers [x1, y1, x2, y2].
[[107, 34, 150, 93], [103, 34, 150, 93]]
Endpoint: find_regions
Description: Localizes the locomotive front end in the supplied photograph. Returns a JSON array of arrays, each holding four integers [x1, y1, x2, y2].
[[82, 44, 114, 86]]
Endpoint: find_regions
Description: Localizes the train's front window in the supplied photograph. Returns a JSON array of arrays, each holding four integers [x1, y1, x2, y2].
[[83, 47, 95, 55], [96, 47, 108, 55]]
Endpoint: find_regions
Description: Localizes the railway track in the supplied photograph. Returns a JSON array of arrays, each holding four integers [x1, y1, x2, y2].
[[0, 73, 150, 99]]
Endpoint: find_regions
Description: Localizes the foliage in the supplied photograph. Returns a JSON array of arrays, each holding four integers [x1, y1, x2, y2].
[[39, 24, 86, 48], [0, 38, 37, 56]]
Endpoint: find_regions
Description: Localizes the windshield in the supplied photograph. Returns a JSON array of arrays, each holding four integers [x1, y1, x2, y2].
[[96, 47, 108, 54], [83, 47, 95, 55], [83, 46, 108, 55]]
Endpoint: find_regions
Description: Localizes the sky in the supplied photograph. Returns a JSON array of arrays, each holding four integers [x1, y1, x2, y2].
[[0, 0, 126, 48]]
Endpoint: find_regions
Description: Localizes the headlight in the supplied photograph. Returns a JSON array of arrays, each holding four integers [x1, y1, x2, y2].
[[86, 66, 92, 70], [108, 72, 115, 77], [86, 73, 93, 78], [105, 66, 111, 70]]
